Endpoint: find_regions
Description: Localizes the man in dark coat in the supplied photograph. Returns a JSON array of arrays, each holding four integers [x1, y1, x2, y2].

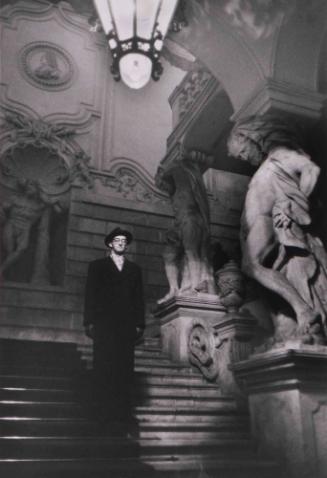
[[83, 227, 145, 431]]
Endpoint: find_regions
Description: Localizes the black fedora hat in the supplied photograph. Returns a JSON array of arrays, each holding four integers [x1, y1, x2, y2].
[[104, 227, 133, 247]]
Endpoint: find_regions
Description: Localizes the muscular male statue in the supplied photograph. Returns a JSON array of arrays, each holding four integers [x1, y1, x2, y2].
[[1, 179, 63, 275], [155, 148, 215, 304], [227, 115, 327, 343]]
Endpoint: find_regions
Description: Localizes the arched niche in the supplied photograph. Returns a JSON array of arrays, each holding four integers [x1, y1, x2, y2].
[[0, 112, 92, 285]]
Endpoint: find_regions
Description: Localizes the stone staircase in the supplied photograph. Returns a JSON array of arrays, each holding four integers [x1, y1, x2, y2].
[[0, 337, 281, 478]]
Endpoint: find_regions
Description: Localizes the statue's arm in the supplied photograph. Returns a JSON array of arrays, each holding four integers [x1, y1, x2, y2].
[[299, 160, 320, 197], [186, 149, 214, 168], [155, 164, 174, 194]]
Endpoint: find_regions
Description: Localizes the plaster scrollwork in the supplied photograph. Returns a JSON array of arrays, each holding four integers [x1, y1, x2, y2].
[[188, 323, 226, 382], [188, 319, 253, 394], [178, 70, 212, 118], [92, 160, 169, 207], [188, 263, 255, 393], [19, 42, 77, 91], [1, 111, 93, 192]]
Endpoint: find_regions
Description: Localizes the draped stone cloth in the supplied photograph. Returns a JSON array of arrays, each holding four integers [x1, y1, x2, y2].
[[247, 153, 327, 333]]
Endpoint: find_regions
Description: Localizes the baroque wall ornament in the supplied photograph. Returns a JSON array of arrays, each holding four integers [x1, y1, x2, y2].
[[188, 313, 256, 394], [0, 110, 93, 285], [92, 160, 169, 208], [19, 42, 76, 91], [1, 111, 93, 192]]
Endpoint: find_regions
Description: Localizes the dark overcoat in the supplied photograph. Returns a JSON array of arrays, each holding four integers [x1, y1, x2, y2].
[[83, 256, 145, 333], [83, 256, 145, 420]]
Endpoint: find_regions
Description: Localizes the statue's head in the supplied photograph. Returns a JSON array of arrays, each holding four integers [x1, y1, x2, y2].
[[227, 129, 263, 167], [17, 178, 40, 198], [227, 114, 304, 167]]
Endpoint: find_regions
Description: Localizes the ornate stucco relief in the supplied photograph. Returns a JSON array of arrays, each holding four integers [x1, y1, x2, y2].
[[90, 158, 170, 210]]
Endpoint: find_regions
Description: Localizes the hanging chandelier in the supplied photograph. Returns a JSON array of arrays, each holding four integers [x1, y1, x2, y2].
[[92, 0, 180, 90]]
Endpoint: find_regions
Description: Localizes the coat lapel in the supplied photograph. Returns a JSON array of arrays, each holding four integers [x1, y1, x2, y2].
[[104, 256, 133, 278]]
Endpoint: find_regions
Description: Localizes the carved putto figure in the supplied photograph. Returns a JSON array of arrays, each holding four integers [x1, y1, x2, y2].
[[227, 115, 327, 344], [0, 178, 64, 278], [155, 148, 215, 304]]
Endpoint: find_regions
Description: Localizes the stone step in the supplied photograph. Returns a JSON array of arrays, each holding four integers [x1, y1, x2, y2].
[[0, 381, 222, 401], [0, 416, 249, 437], [0, 370, 211, 390], [135, 406, 246, 423], [0, 361, 198, 377], [79, 346, 166, 359], [0, 365, 84, 377], [0, 388, 76, 402], [0, 401, 86, 419], [0, 339, 80, 353], [0, 375, 75, 390], [0, 435, 255, 459], [78, 338, 161, 353], [0, 455, 281, 478], [135, 371, 211, 386], [133, 395, 233, 408], [0, 398, 240, 420], [0, 341, 82, 364], [134, 364, 201, 375]]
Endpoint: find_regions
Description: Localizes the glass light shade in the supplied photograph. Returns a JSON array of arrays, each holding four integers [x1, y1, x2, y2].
[[156, 0, 179, 37], [93, 0, 180, 89], [119, 53, 152, 89], [109, 0, 134, 40], [93, 0, 113, 35], [136, 0, 160, 39]]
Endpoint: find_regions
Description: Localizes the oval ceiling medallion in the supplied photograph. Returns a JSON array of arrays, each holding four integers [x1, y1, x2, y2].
[[19, 41, 76, 91]]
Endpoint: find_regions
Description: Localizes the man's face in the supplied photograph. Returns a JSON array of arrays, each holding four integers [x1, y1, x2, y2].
[[109, 235, 128, 255]]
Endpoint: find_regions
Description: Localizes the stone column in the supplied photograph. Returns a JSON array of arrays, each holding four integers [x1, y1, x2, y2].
[[232, 344, 327, 478]]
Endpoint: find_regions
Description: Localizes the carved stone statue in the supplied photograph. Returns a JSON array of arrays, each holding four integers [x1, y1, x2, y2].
[[227, 115, 327, 344], [155, 148, 215, 304], [0, 178, 64, 279]]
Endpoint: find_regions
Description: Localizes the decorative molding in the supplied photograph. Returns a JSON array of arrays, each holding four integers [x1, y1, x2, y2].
[[232, 78, 327, 122], [90, 158, 169, 208], [19, 41, 77, 91], [232, 346, 327, 393], [169, 69, 213, 120], [0, 111, 93, 192], [166, 70, 222, 153], [188, 323, 223, 381], [0, 1, 90, 35]]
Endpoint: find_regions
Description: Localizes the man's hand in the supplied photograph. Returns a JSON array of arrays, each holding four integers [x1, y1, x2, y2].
[[273, 201, 292, 229], [84, 324, 94, 339]]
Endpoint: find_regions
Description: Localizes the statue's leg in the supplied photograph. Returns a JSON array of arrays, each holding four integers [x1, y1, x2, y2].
[[157, 245, 181, 304], [242, 216, 318, 329], [0, 228, 29, 274], [199, 235, 215, 293], [179, 215, 207, 293]]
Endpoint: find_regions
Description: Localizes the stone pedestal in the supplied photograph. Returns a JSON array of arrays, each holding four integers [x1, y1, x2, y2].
[[153, 293, 226, 363], [232, 344, 327, 478]]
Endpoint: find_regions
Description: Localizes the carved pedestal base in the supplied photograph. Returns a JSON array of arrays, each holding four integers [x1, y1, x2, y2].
[[154, 293, 226, 364], [233, 345, 327, 478], [154, 294, 257, 396]]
